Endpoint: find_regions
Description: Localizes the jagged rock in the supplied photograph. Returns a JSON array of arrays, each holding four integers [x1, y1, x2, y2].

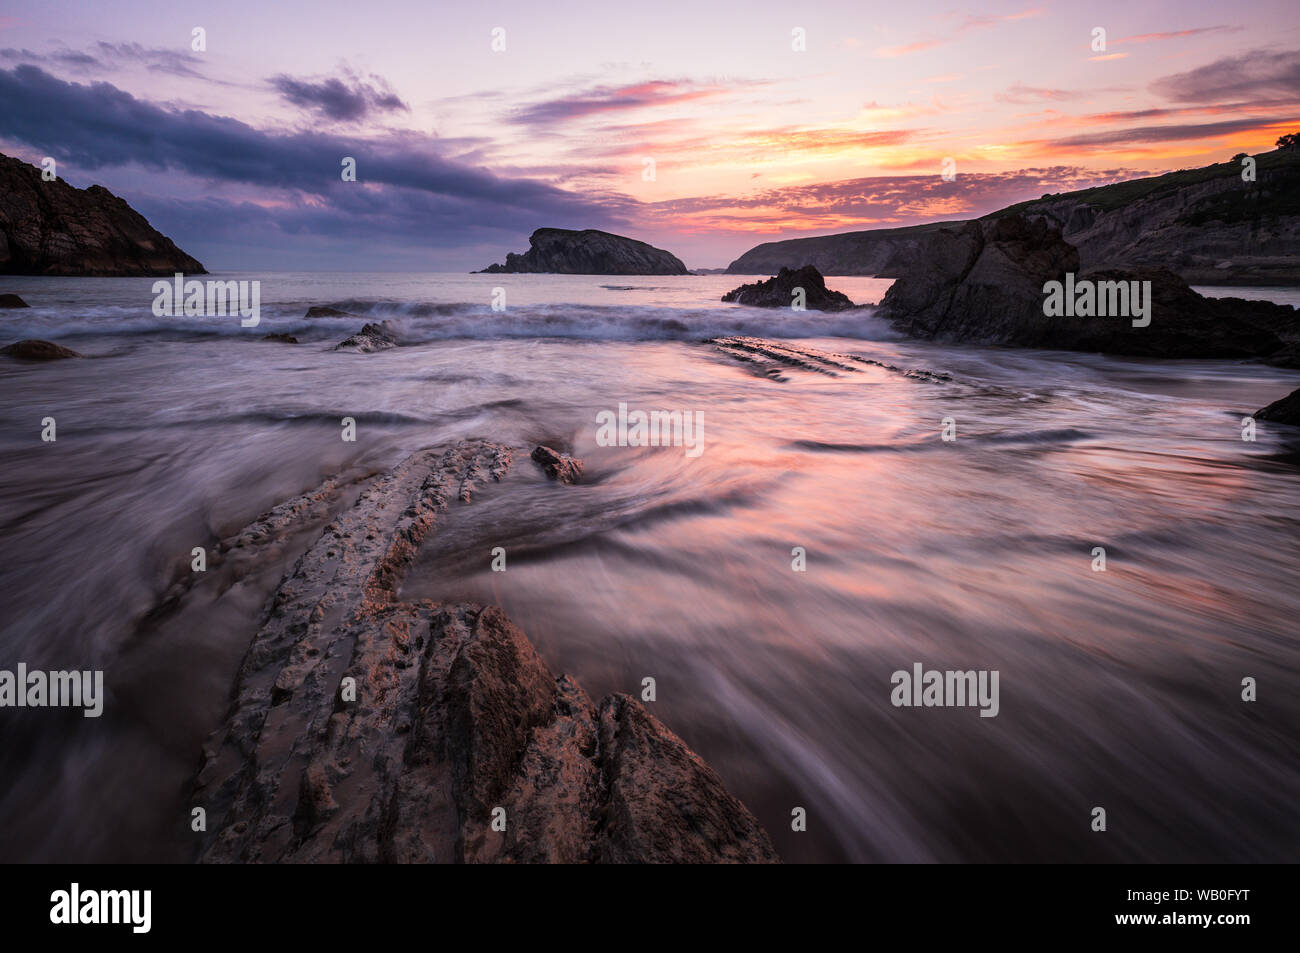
[[1, 339, 83, 360], [334, 321, 397, 352], [0, 152, 206, 276], [0, 293, 29, 308], [722, 265, 854, 311], [530, 445, 583, 484], [1256, 387, 1300, 425], [305, 306, 350, 318], [262, 333, 298, 344], [881, 216, 1296, 359], [192, 441, 777, 864], [478, 228, 688, 275]]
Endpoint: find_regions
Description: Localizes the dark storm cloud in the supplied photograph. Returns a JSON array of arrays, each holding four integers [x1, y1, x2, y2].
[[270, 71, 411, 121], [0, 65, 631, 238]]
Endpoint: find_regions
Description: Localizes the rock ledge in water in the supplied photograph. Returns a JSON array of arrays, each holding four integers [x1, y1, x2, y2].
[[2, 339, 83, 360], [722, 265, 854, 311], [334, 322, 397, 352], [531, 445, 584, 484], [193, 441, 777, 864]]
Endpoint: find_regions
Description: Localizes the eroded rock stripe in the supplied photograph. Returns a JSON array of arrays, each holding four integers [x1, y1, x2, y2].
[[193, 440, 777, 863]]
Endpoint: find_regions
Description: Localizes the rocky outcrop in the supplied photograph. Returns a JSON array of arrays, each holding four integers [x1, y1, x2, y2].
[[193, 440, 778, 864], [530, 445, 583, 484], [0, 293, 29, 308], [478, 228, 688, 275], [722, 265, 854, 311], [726, 221, 960, 276], [880, 216, 1298, 359], [262, 333, 298, 344], [305, 306, 350, 318], [1, 339, 82, 360], [1256, 387, 1300, 425], [0, 152, 206, 276], [335, 321, 397, 352]]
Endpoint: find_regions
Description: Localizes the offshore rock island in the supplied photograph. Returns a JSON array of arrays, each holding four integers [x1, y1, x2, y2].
[[477, 227, 688, 275]]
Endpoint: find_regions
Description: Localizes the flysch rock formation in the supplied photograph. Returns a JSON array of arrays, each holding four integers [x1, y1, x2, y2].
[[879, 215, 1298, 361], [0, 152, 206, 276], [193, 440, 778, 863], [477, 228, 688, 275]]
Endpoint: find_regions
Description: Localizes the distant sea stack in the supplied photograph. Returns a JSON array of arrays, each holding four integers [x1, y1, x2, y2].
[[0, 152, 206, 277], [477, 228, 688, 275]]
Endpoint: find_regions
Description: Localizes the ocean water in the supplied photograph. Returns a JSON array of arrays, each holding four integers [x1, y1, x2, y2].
[[0, 272, 1297, 863]]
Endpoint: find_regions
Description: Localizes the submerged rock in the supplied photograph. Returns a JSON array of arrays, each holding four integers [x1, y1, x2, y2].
[[1256, 387, 1300, 425], [334, 321, 397, 352], [478, 228, 688, 275], [0, 151, 206, 276], [0, 293, 29, 308], [880, 216, 1296, 359], [2, 339, 83, 360], [305, 306, 350, 318], [531, 445, 583, 484], [192, 441, 777, 863], [722, 265, 854, 311], [261, 333, 298, 344]]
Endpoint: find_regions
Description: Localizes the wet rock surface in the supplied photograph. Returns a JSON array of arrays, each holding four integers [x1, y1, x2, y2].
[[305, 306, 350, 318], [881, 216, 1297, 359], [1256, 387, 1300, 425], [262, 333, 298, 344], [193, 440, 778, 863], [530, 445, 583, 484], [334, 321, 398, 352], [0, 293, 29, 308], [722, 265, 855, 311], [1, 339, 83, 360]]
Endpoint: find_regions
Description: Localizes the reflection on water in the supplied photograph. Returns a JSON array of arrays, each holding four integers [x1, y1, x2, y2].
[[1, 280, 1298, 862]]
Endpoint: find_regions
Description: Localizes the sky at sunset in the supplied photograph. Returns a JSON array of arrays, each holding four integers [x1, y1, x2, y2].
[[1, 0, 1297, 269]]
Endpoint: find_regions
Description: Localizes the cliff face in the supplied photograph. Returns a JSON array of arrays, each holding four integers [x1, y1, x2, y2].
[[992, 148, 1300, 285], [0, 152, 206, 276], [725, 221, 960, 276], [478, 227, 688, 275], [726, 149, 1300, 284]]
